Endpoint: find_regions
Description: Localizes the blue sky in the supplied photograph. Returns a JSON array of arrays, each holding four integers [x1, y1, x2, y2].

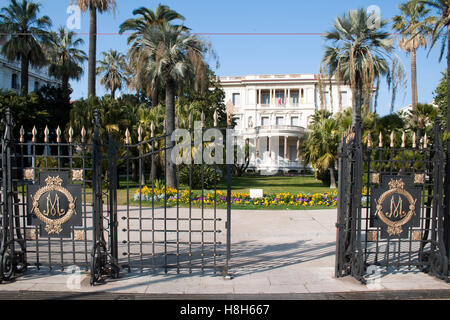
[[29, 0, 447, 116]]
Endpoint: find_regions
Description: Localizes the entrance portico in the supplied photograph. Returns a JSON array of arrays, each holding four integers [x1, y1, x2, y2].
[[242, 125, 307, 174]]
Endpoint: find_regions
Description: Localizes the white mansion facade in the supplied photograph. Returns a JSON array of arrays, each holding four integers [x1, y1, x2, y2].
[[219, 74, 352, 173], [0, 39, 61, 93]]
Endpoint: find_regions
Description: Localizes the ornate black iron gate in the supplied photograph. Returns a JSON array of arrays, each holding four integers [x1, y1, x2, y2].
[[0, 108, 232, 285], [336, 121, 449, 283]]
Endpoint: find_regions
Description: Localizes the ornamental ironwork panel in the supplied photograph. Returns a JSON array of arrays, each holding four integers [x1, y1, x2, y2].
[[370, 175, 421, 239], [27, 172, 82, 237]]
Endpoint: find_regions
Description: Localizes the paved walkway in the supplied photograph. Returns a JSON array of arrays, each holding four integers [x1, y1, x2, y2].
[[0, 209, 448, 297]]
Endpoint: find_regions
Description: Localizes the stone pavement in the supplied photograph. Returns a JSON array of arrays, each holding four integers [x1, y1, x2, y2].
[[0, 209, 448, 298]]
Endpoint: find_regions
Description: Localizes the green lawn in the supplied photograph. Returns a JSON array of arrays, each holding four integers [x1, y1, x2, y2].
[[216, 174, 332, 194], [117, 174, 334, 208]]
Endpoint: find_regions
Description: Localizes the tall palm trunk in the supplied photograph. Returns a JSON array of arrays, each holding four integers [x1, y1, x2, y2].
[[62, 74, 70, 97], [165, 78, 176, 188], [411, 48, 418, 110], [152, 88, 159, 107], [329, 163, 337, 189], [352, 74, 363, 126], [88, 6, 97, 97], [411, 47, 421, 139], [20, 55, 29, 95]]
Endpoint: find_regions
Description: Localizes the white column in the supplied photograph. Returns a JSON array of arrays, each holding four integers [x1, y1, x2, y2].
[[284, 136, 288, 159]]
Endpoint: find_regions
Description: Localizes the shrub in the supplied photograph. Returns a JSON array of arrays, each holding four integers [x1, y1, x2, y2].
[[179, 165, 222, 189]]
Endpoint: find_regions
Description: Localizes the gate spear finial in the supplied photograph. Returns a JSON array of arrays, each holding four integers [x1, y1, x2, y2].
[[81, 127, 86, 143], [379, 132, 383, 148], [19, 126, 25, 143], [138, 124, 143, 142], [214, 110, 218, 127], [32, 126, 37, 143], [56, 126, 62, 143], [44, 126, 49, 143], [150, 121, 155, 138], [68, 127, 74, 143], [125, 128, 131, 144]]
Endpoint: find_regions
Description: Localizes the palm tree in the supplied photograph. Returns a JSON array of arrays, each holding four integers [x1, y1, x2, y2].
[[119, 4, 186, 106], [136, 104, 166, 182], [47, 27, 87, 97], [322, 8, 396, 125], [127, 22, 215, 187], [403, 103, 438, 139], [419, 0, 450, 132], [302, 111, 340, 188], [96, 49, 128, 99], [119, 4, 186, 44], [393, 1, 436, 111], [73, 0, 116, 98], [0, 0, 52, 95]]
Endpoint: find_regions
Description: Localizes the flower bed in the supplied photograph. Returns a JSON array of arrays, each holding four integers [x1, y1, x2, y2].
[[134, 186, 338, 209]]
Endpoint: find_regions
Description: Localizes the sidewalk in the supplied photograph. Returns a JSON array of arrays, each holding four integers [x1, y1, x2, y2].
[[0, 209, 448, 297]]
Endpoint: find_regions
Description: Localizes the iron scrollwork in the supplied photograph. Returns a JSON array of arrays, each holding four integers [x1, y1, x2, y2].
[[373, 178, 419, 237], [27, 172, 82, 238]]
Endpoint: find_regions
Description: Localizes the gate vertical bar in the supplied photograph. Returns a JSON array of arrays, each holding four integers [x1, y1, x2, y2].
[[444, 139, 450, 262], [224, 113, 232, 278], [335, 137, 345, 277], [107, 133, 119, 267]]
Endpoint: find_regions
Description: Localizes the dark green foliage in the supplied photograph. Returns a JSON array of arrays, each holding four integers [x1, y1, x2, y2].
[[0, 90, 50, 137], [177, 70, 227, 128], [179, 164, 222, 189], [434, 71, 447, 130]]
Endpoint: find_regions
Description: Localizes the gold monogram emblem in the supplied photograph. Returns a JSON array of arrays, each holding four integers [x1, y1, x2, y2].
[[31, 175, 77, 235], [374, 179, 417, 236]]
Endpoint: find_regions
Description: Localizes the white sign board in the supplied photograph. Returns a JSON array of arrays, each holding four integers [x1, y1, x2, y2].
[[250, 189, 263, 199]]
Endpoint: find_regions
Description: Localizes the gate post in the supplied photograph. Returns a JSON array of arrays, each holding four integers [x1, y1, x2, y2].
[[90, 109, 107, 285], [0, 109, 14, 281]]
